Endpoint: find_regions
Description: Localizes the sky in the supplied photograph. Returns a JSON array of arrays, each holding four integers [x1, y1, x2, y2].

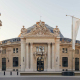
[[0, 0, 80, 41]]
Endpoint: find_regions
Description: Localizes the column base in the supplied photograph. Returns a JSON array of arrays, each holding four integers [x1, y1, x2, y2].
[[25, 68, 29, 71], [6, 69, 12, 71], [21, 69, 25, 71], [55, 68, 62, 71], [25, 69, 33, 71], [47, 69, 53, 71]]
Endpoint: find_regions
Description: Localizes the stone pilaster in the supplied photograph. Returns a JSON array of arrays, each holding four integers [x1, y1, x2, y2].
[[30, 43, 33, 71], [52, 43, 55, 70], [21, 38, 26, 71], [25, 43, 29, 71], [47, 43, 51, 70]]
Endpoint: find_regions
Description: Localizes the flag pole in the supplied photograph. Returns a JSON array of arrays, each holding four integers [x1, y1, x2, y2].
[[0, 13, 2, 26], [72, 16, 73, 71], [66, 15, 80, 72], [66, 15, 74, 71]]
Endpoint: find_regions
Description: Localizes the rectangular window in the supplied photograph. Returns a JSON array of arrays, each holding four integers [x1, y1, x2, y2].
[[65, 48, 67, 53], [13, 48, 15, 53], [75, 49, 79, 54], [39, 46, 42, 52], [2, 49, 6, 54], [62, 57, 68, 67], [13, 57, 18, 67], [62, 48, 68, 53], [36, 47, 38, 52], [16, 48, 18, 53], [42, 46, 44, 52]]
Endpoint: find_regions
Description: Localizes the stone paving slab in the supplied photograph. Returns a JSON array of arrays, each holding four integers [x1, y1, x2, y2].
[[0, 77, 80, 80]]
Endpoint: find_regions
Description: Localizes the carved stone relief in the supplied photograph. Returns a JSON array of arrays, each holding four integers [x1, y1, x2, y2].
[[53, 26, 60, 36], [21, 26, 27, 34], [30, 21, 50, 35]]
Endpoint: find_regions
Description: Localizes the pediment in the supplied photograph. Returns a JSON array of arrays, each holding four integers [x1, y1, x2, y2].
[[24, 21, 55, 37], [20, 21, 60, 38]]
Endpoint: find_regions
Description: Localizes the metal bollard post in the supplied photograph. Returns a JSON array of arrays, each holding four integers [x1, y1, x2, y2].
[[17, 71, 18, 75], [10, 71, 12, 75], [4, 71, 5, 75]]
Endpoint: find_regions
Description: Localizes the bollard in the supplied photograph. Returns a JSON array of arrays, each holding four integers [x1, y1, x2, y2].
[[4, 71, 5, 75], [17, 71, 18, 75], [10, 71, 12, 75]]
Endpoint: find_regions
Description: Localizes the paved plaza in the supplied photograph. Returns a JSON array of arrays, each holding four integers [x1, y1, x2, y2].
[[0, 77, 80, 80], [0, 71, 80, 80]]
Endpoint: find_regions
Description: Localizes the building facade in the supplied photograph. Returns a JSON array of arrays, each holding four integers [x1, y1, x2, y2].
[[0, 21, 80, 72]]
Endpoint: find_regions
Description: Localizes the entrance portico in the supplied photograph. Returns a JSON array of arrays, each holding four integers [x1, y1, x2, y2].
[[20, 20, 60, 72]]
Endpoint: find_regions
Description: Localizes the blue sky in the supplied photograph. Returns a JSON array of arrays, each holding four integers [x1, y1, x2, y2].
[[0, 0, 80, 41]]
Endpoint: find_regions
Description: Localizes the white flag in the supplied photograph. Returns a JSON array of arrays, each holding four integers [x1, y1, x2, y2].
[[72, 18, 80, 50]]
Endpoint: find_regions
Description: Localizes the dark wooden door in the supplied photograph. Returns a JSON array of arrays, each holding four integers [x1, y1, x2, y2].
[[2, 58, 6, 71], [75, 58, 79, 71], [37, 57, 44, 71]]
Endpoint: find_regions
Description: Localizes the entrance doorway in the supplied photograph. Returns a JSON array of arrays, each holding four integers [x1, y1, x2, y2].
[[75, 58, 79, 71], [2, 58, 6, 71], [37, 57, 44, 71]]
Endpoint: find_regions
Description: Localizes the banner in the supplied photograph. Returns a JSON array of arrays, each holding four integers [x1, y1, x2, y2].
[[72, 18, 80, 50]]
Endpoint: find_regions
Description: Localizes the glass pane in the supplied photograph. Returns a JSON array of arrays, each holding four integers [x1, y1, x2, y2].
[[13, 48, 15, 53], [13, 57, 18, 67], [36, 47, 38, 52], [16, 48, 18, 53], [43, 47, 44, 52], [39, 46, 41, 52], [62, 57, 68, 67]]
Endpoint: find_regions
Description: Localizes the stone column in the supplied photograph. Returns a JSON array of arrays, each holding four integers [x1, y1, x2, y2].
[[30, 43, 33, 71], [52, 43, 55, 70], [21, 38, 26, 71], [47, 43, 50, 70], [25, 43, 29, 71]]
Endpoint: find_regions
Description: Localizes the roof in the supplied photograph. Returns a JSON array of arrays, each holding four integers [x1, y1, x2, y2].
[[1, 23, 80, 44], [26, 24, 64, 38], [60, 38, 80, 44], [1, 37, 21, 44]]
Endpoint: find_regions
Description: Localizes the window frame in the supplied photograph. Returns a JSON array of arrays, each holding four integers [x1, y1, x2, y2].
[[13, 57, 18, 67], [36, 47, 38, 52], [62, 57, 68, 67], [2, 49, 6, 54], [75, 49, 79, 54], [62, 48, 68, 53], [39, 46, 42, 52], [16, 48, 18, 53], [13, 48, 15, 53], [42, 46, 44, 52]]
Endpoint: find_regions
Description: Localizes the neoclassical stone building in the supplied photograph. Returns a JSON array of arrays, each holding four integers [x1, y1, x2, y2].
[[0, 20, 80, 72]]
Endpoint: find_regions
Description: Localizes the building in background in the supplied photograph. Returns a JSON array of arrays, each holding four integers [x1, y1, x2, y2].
[[0, 20, 80, 72]]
